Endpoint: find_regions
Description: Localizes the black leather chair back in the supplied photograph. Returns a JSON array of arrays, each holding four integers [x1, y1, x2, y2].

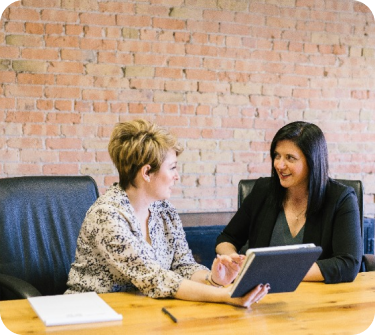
[[238, 179, 364, 234], [238, 179, 256, 210], [0, 176, 99, 299]]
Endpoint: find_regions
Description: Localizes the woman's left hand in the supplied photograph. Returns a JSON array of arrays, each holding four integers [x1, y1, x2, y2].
[[210, 254, 245, 286]]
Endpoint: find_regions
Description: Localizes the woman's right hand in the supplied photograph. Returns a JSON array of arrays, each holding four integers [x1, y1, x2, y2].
[[223, 283, 270, 308], [210, 253, 245, 286]]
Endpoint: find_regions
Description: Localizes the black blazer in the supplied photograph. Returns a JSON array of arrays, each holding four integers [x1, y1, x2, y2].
[[216, 177, 362, 283]]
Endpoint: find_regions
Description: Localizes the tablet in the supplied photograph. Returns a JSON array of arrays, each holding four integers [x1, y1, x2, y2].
[[229, 244, 322, 297]]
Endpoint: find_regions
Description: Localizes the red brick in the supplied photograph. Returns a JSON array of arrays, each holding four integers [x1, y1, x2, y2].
[[25, 22, 44, 34], [47, 112, 81, 124], [21, 48, 59, 60], [45, 87, 81, 99], [9, 7, 39, 21], [99, 2, 133, 13], [81, 38, 117, 52], [153, 17, 185, 30], [292, 88, 321, 99], [129, 78, 165, 90], [202, 128, 233, 139], [0, 71, 16, 83], [155, 67, 183, 79], [0, 97, 15, 109], [4, 163, 42, 175], [0, 46, 19, 58], [221, 22, 251, 35], [118, 40, 151, 53], [56, 74, 93, 87], [187, 20, 219, 33], [163, 104, 179, 114], [65, 24, 84, 36], [191, 32, 207, 44], [54, 100, 73, 111], [168, 56, 200, 68], [45, 23, 63, 34], [45, 35, 79, 48], [96, 152, 111, 163], [7, 138, 43, 149], [82, 89, 118, 101], [280, 75, 309, 87], [155, 115, 189, 127], [165, 80, 197, 92], [83, 113, 118, 125], [128, 103, 144, 114], [46, 138, 82, 150], [43, 164, 79, 175], [59, 151, 95, 162], [117, 14, 151, 28], [174, 32, 190, 43], [203, 9, 234, 22], [5, 111, 44, 123], [5, 21, 24, 33], [309, 99, 339, 110], [41, 9, 79, 23], [153, 42, 185, 55], [97, 51, 132, 65], [60, 125, 97, 137], [20, 150, 59, 163], [79, 13, 116, 26], [352, 90, 369, 99], [185, 69, 217, 81], [83, 26, 102, 38], [23, 124, 60, 136]]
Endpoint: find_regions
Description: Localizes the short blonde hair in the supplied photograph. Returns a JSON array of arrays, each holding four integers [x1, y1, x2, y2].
[[108, 119, 183, 190]]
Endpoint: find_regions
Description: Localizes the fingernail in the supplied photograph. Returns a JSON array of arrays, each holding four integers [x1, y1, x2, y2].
[[265, 283, 271, 290]]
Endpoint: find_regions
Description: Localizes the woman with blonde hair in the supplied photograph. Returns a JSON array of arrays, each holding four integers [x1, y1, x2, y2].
[[66, 119, 269, 308]]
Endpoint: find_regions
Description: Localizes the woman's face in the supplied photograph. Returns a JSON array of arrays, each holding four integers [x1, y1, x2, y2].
[[273, 140, 309, 192], [148, 149, 179, 201]]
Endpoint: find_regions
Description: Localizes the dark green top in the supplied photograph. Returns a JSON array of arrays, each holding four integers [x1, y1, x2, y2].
[[269, 211, 305, 246]]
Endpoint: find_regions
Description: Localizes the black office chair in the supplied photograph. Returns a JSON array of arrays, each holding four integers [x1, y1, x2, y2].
[[0, 176, 99, 300], [238, 179, 375, 272]]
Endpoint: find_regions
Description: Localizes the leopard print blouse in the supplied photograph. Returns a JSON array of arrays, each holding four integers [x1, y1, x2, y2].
[[65, 183, 208, 298]]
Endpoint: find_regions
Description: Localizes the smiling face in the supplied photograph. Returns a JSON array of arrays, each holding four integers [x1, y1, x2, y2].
[[148, 149, 179, 201], [273, 140, 309, 192]]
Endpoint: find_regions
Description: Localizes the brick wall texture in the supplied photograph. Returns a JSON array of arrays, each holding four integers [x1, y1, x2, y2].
[[1, 0, 375, 215]]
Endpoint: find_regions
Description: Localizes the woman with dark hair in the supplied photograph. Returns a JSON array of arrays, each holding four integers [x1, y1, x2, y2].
[[216, 121, 362, 283]]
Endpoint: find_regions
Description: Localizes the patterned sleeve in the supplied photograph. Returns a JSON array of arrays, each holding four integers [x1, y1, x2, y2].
[[162, 204, 209, 277], [87, 205, 185, 299]]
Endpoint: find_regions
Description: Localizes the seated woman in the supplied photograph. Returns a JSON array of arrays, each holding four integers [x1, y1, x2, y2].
[[66, 119, 269, 307], [216, 121, 362, 284]]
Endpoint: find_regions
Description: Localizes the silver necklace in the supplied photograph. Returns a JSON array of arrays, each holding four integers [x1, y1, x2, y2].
[[293, 208, 306, 221]]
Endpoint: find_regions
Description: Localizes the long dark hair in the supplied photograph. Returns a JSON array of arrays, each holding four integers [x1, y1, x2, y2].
[[270, 121, 329, 216]]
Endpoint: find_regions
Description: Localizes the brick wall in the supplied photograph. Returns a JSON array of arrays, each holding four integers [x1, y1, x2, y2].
[[1, 0, 375, 215]]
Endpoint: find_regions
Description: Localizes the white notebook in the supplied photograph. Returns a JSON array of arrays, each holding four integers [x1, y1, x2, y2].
[[28, 292, 123, 327]]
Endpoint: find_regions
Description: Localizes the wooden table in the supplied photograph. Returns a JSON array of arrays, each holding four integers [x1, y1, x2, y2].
[[1, 272, 375, 335]]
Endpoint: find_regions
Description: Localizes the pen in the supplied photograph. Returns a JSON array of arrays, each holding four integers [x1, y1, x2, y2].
[[161, 307, 178, 323]]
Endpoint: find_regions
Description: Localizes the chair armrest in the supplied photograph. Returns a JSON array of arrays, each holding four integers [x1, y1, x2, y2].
[[0, 273, 42, 299], [363, 254, 375, 272]]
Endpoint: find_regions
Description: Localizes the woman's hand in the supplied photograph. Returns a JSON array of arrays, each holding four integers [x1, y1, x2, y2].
[[224, 283, 270, 308], [175, 276, 269, 308], [210, 253, 246, 286]]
